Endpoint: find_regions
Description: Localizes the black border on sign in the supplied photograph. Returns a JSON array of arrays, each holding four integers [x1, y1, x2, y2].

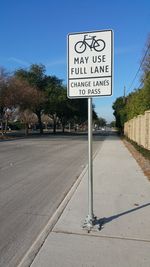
[[67, 29, 113, 99]]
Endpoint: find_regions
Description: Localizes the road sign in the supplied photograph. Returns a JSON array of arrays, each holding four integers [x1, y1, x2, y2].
[[67, 29, 114, 231], [67, 30, 113, 98]]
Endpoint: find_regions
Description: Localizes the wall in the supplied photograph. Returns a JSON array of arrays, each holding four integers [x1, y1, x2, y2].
[[124, 110, 150, 150]]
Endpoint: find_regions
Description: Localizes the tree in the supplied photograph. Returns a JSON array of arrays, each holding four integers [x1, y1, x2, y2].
[[3, 77, 42, 135], [141, 34, 150, 86], [41, 114, 52, 131], [71, 98, 88, 125], [19, 110, 38, 135], [8, 77, 38, 109], [44, 76, 64, 133], [15, 64, 47, 134], [125, 35, 150, 120], [94, 117, 107, 128], [140, 34, 150, 111], [112, 35, 150, 132], [56, 88, 74, 133], [112, 97, 127, 132], [0, 67, 10, 135], [125, 88, 150, 120], [0, 64, 98, 136], [110, 121, 116, 127]]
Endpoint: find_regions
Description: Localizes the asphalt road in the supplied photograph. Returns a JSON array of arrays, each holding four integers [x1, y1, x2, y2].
[[0, 133, 104, 267]]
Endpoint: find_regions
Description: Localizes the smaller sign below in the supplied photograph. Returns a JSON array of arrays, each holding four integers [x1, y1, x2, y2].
[[67, 30, 113, 98]]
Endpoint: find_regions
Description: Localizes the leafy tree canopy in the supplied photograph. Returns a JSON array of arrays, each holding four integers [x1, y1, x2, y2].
[[112, 35, 150, 131]]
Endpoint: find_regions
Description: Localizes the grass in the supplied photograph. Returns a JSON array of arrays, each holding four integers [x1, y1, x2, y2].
[[124, 136, 150, 160]]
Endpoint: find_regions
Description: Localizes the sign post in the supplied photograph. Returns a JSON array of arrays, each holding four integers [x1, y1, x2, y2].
[[67, 30, 113, 231], [87, 97, 94, 225]]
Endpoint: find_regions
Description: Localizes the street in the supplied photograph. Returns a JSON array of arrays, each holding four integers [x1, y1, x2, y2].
[[0, 134, 104, 267]]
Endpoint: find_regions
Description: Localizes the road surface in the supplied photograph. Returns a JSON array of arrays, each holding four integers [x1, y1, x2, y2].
[[0, 133, 104, 267]]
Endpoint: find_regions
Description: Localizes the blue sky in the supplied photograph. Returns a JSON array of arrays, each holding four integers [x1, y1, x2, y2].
[[1, 0, 150, 122]]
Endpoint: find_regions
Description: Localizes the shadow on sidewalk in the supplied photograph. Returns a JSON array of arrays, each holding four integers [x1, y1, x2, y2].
[[94, 203, 150, 230]]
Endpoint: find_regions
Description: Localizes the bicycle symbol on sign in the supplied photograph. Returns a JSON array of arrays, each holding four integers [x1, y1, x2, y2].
[[74, 34, 106, 54]]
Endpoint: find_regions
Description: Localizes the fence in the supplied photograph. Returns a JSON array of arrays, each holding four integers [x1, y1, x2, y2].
[[124, 110, 150, 151]]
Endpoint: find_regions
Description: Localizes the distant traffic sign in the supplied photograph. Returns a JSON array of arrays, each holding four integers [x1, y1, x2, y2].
[[67, 30, 113, 98]]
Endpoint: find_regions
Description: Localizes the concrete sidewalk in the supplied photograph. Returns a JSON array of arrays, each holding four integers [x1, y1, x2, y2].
[[31, 135, 150, 267]]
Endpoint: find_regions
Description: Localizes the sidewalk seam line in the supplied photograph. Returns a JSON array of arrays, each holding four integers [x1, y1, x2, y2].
[[52, 230, 150, 243]]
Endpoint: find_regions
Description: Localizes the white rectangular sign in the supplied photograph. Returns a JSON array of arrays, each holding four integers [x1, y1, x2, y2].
[[67, 30, 113, 98]]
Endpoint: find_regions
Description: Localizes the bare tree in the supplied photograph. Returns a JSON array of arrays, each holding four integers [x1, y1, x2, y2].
[[41, 114, 52, 131], [19, 110, 38, 135]]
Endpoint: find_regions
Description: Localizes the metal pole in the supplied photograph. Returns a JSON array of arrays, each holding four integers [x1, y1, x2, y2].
[[83, 98, 100, 232], [88, 97, 94, 221], [83, 97, 95, 231]]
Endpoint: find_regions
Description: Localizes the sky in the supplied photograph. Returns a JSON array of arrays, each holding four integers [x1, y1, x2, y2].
[[0, 0, 150, 122]]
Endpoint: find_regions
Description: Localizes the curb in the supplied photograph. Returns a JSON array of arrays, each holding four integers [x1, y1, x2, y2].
[[17, 165, 88, 267], [17, 138, 105, 267]]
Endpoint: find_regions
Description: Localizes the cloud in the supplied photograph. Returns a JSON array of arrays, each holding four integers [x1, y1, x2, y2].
[[7, 57, 29, 66], [115, 45, 139, 55], [45, 59, 66, 67], [7, 57, 66, 68]]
